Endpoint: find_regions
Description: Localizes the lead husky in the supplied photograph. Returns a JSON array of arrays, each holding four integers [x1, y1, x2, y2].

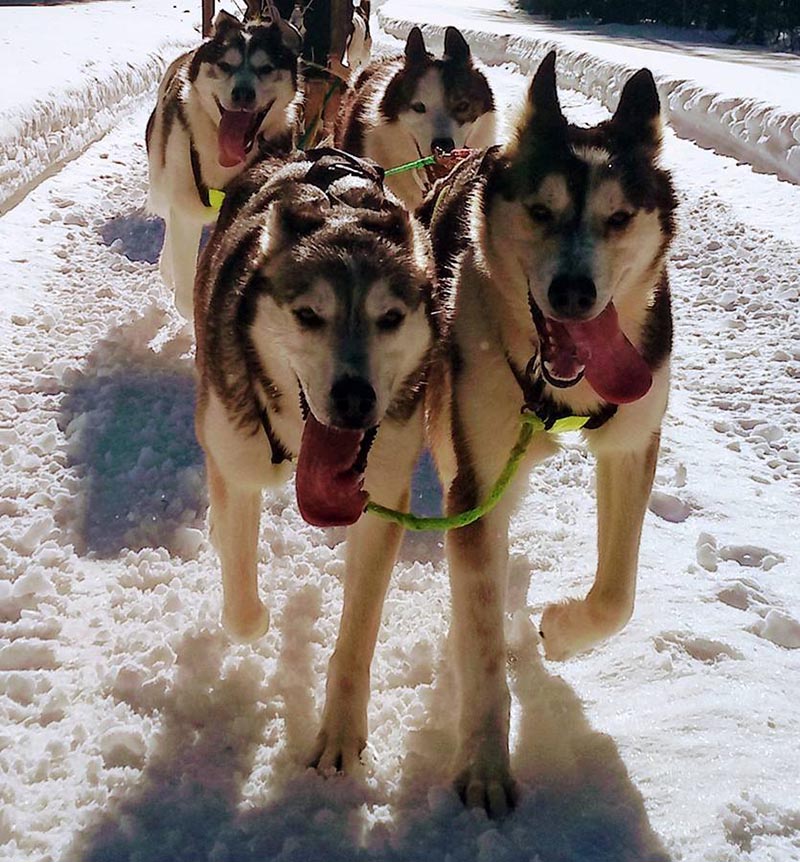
[[194, 149, 437, 768], [336, 26, 497, 210], [146, 7, 302, 319], [416, 53, 677, 815]]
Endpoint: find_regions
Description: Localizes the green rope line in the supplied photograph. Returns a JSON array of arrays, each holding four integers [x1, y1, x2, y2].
[[365, 412, 590, 532], [384, 155, 437, 177]]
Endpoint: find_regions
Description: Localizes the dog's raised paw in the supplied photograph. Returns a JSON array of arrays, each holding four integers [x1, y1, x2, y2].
[[222, 601, 270, 643], [540, 596, 630, 661]]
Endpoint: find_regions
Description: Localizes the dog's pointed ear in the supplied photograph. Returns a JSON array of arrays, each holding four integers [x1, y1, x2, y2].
[[405, 27, 428, 67], [271, 187, 330, 242], [244, 0, 262, 20], [525, 51, 565, 133], [610, 68, 662, 149], [275, 18, 303, 54], [211, 10, 241, 37], [444, 27, 471, 65]]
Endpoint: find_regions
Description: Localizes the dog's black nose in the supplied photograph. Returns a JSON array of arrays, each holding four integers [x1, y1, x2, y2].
[[231, 84, 256, 108], [548, 275, 597, 319], [431, 137, 455, 153], [330, 376, 377, 429]]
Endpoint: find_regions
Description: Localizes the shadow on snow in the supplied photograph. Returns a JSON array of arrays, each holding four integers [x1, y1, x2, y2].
[[64, 605, 670, 862], [58, 306, 205, 557]]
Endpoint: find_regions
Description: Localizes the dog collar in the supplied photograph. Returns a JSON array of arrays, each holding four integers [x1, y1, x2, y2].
[[208, 188, 226, 211]]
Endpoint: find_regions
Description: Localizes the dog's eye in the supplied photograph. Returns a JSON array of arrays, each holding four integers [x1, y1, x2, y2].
[[607, 210, 634, 229], [411, 102, 427, 114], [453, 99, 470, 114], [217, 61, 235, 75], [253, 64, 274, 76], [376, 309, 405, 332], [293, 307, 325, 329], [527, 204, 553, 224]]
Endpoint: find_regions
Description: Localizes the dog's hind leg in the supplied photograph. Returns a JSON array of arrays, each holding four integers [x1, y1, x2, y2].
[[540, 431, 661, 661], [168, 209, 204, 320], [207, 456, 270, 643], [310, 421, 419, 774]]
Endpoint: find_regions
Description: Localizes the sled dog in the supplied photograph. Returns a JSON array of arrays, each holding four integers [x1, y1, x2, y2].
[[336, 25, 497, 210], [194, 149, 436, 769], [417, 53, 677, 815], [146, 7, 302, 319]]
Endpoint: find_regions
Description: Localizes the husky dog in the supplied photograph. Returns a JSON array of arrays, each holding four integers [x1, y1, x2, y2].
[[146, 7, 302, 319], [417, 53, 677, 815], [194, 149, 436, 767], [336, 26, 497, 210]]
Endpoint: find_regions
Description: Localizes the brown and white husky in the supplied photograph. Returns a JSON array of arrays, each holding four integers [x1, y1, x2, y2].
[[146, 6, 301, 319], [335, 26, 497, 209], [414, 52, 677, 816], [194, 148, 438, 769]]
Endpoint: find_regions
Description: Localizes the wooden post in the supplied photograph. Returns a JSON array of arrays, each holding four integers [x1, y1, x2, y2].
[[202, 0, 215, 36]]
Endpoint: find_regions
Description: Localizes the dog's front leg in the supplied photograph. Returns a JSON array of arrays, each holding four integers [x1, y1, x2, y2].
[[167, 208, 204, 320], [311, 508, 405, 773], [311, 422, 418, 774], [207, 456, 270, 642], [447, 503, 516, 818], [540, 430, 661, 661]]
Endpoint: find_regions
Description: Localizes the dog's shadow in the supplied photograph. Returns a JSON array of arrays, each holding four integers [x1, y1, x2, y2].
[[98, 209, 212, 266], [393, 616, 672, 861], [66, 603, 670, 862], [58, 307, 206, 557], [64, 589, 377, 862]]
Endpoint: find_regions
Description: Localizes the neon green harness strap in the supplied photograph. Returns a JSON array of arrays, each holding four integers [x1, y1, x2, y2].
[[365, 412, 590, 532], [384, 155, 437, 177]]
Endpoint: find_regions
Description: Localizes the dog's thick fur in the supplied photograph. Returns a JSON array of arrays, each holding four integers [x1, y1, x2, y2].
[[194, 150, 437, 768], [147, 9, 301, 319], [415, 53, 676, 815], [335, 26, 497, 210]]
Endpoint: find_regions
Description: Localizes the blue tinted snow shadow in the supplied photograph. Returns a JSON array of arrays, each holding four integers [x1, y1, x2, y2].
[[65, 613, 671, 862], [99, 210, 212, 265], [410, 448, 443, 517], [59, 316, 205, 557], [99, 210, 164, 264]]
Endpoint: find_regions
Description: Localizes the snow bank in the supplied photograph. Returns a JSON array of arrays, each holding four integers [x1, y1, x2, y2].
[[0, 0, 202, 214], [378, 0, 800, 185]]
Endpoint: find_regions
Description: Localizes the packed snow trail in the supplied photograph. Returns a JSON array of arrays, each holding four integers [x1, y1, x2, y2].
[[1, 34, 800, 862]]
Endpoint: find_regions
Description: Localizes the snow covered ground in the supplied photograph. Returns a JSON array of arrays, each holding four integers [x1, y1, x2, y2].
[[1, 4, 800, 862]]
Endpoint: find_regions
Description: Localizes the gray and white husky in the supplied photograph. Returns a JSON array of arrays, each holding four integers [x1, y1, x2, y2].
[[414, 53, 676, 815], [146, 7, 302, 319], [194, 149, 437, 768], [336, 26, 497, 210]]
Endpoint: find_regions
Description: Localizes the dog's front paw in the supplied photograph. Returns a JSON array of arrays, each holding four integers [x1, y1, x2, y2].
[[222, 600, 270, 643], [454, 757, 517, 819], [540, 596, 630, 661], [308, 723, 366, 774]]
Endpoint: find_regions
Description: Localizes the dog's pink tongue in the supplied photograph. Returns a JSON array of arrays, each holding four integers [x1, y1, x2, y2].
[[564, 303, 652, 404], [218, 111, 255, 167], [295, 414, 367, 527]]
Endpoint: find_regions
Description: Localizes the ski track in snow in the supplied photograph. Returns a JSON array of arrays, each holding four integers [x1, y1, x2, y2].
[[1, 22, 800, 862]]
